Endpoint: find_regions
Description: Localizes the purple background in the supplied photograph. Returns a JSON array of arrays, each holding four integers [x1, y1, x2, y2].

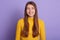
[[0, 0, 60, 40]]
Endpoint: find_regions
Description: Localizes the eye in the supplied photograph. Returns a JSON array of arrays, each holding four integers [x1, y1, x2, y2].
[[32, 7, 35, 9], [27, 7, 29, 9]]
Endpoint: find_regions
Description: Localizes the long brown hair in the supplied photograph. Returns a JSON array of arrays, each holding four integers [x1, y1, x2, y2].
[[21, 1, 39, 38]]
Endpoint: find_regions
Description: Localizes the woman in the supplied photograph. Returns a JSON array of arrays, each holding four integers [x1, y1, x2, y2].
[[15, 1, 46, 40]]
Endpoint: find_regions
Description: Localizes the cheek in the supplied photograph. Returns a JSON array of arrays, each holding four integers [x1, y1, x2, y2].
[[26, 9, 29, 13], [32, 10, 35, 14]]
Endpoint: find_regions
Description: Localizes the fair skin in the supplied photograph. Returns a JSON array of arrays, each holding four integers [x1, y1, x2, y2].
[[26, 4, 35, 18]]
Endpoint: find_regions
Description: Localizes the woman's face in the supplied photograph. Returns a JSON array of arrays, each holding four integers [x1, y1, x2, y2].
[[26, 4, 35, 17]]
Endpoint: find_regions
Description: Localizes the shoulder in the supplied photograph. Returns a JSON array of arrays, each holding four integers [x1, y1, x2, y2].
[[17, 18, 24, 24], [38, 18, 45, 30], [18, 18, 24, 22], [38, 18, 45, 27], [38, 18, 45, 24]]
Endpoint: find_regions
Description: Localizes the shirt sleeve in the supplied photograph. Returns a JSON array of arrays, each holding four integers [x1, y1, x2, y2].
[[15, 19, 22, 40], [39, 20, 46, 40]]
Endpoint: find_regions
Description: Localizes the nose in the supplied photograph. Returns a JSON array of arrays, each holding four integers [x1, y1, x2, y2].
[[29, 8, 32, 12]]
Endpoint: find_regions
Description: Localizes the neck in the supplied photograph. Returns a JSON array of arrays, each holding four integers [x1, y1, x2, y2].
[[28, 16, 34, 18]]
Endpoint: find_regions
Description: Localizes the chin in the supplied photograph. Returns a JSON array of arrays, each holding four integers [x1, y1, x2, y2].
[[29, 15, 34, 17], [28, 14, 35, 17]]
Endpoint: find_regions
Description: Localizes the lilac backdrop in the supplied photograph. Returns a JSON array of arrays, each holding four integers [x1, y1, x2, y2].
[[0, 0, 60, 40]]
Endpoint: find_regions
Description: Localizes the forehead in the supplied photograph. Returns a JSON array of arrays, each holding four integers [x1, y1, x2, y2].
[[27, 4, 34, 8]]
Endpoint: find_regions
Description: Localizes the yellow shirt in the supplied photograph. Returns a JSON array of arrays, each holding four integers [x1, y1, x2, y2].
[[15, 17, 46, 40]]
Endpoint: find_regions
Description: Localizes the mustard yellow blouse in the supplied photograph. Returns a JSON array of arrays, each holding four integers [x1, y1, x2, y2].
[[15, 17, 46, 40]]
